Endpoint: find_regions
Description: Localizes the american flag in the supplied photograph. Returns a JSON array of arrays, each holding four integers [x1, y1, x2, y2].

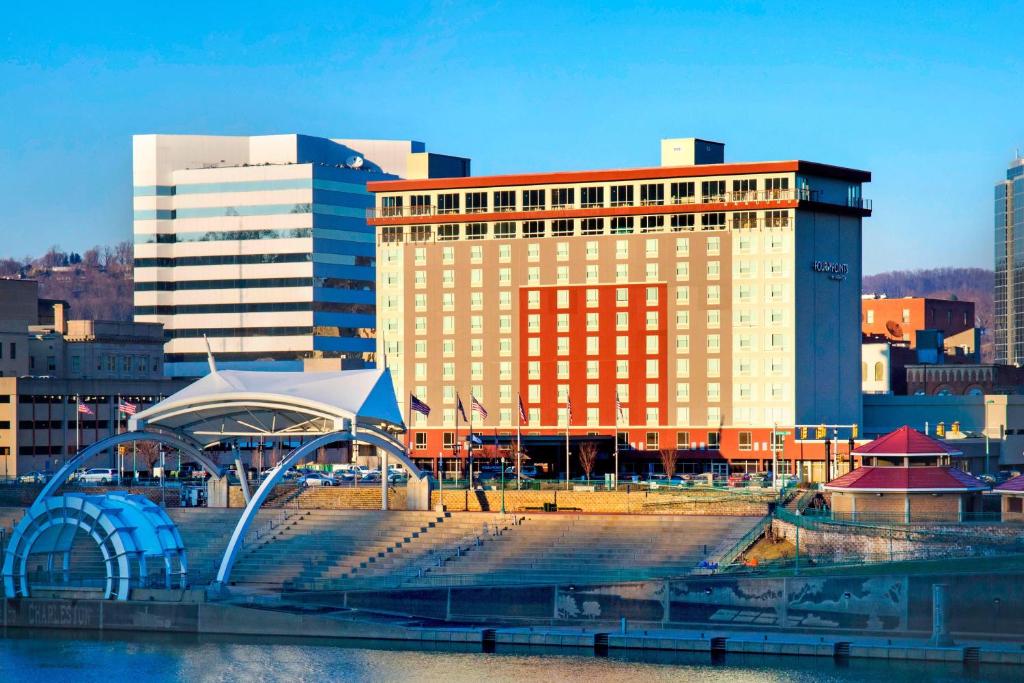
[[456, 395, 469, 422], [471, 395, 488, 420], [118, 401, 137, 416], [518, 394, 528, 425], [565, 395, 572, 422], [615, 392, 623, 420], [77, 402, 93, 416], [409, 393, 431, 417]]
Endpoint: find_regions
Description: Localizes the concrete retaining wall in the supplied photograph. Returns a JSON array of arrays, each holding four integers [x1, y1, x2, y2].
[[432, 489, 769, 515]]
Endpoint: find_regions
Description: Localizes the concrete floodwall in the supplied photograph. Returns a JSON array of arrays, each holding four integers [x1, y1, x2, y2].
[[337, 570, 1024, 639]]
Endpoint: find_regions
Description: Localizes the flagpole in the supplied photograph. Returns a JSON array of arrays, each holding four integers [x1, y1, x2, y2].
[[75, 394, 80, 456], [454, 394, 460, 487], [614, 396, 619, 490], [565, 397, 570, 491], [516, 394, 522, 491], [468, 396, 474, 487]]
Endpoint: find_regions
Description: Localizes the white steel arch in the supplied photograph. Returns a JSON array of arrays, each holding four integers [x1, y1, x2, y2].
[[212, 426, 427, 591], [36, 429, 222, 500]]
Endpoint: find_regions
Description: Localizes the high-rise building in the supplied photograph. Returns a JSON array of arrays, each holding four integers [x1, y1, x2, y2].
[[369, 138, 871, 482], [132, 134, 469, 378], [995, 156, 1024, 365]]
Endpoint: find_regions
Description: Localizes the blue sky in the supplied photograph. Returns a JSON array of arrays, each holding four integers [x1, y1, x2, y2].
[[1, 1, 1021, 273]]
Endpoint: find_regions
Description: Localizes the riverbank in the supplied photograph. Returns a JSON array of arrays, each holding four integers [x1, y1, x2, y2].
[[3, 596, 1022, 667]]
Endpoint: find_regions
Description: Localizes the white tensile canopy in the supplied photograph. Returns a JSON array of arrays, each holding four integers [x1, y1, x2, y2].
[[128, 367, 404, 447]]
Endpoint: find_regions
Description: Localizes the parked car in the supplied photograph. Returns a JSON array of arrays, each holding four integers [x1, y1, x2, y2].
[[17, 471, 52, 484], [77, 468, 119, 485], [299, 472, 336, 487], [727, 473, 750, 487], [359, 470, 382, 483], [387, 471, 408, 484], [518, 465, 539, 479]]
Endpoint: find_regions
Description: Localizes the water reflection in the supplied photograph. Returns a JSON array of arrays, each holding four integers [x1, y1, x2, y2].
[[0, 629, 1010, 683]]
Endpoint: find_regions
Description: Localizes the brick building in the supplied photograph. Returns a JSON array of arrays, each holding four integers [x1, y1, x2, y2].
[[368, 138, 870, 482]]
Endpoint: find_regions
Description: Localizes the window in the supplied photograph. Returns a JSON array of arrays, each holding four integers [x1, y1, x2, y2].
[[706, 236, 721, 255], [587, 336, 600, 355], [670, 181, 695, 204], [557, 265, 570, 283], [552, 219, 574, 237], [610, 216, 634, 234], [707, 309, 721, 327], [707, 431, 720, 448], [640, 183, 664, 205], [551, 187, 574, 209], [557, 289, 570, 308], [707, 285, 721, 305], [437, 224, 459, 240], [765, 209, 789, 227], [523, 220, 545, 238], [557, 313, 570, 331], [874, 361, 884, 381], [645, 262, 659, 281], [707, 261, 720, 279], [437, 193, 460, 214], [581, 186, 604, 208], [646, 310, 659, 329], [646, 359, 659, 379], [586, 312, 599, 331], [616, 240, 629, 259], [522, 189, 546, 210], [616, 288, 629, 306], [732, 178, 757, 199], [465, 222, 486, 239], [640, 215, 665, 232], [676, 287, 690, 305], [586, 359, 599, 378], [676, 237, 690, 256], [707, 357, 721, 377], [527, 290, 540, 309], [701, 180, 726, 201], [738, 431, 753, 451], [528, 338, 541, 356], [586, 289, 600, 307], [902, 308, 911, 323], [493, 190, 516, 212], [381, 195, 403, 217], [465, 191, 487, 213], [581, 218, 604, 235], [443, 432, 456, 449], [586, 264, 599, 282], [410, 194, 430, 215], [765, 176, 790, 198], [617, 360, 629, 379], [733, 211, 757, 229], [616, 336, 629, 354], [557, 360, 569, 378], [494, 221, 516, 239], [676, 431, 690, 449], [610, 184, 634, 207], [646, 432, 659, 450], [557, 337, 569, 355], [707, 383, 720, 401], [671, 214, 695, 231], [646, 335, 659, 354], [676, 335, 689, 353], [702, 213, 726, 231], [587, 384, 600, 402], [528, 361, 540, 379]]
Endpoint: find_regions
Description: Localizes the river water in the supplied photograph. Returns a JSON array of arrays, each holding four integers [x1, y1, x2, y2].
[[0, 630, 1015, 682]]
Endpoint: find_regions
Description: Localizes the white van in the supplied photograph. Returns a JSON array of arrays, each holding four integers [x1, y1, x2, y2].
[[77, 468, 118, 484]]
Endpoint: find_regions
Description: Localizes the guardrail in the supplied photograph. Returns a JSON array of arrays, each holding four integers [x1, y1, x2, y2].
[[715, 514, 773, 569]]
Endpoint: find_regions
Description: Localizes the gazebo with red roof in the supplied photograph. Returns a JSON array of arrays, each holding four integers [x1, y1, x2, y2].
[[995, 475, 1024, 522], [824, 426, 988, 523]]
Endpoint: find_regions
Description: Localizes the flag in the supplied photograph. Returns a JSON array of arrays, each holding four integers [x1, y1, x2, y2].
[[566, 395, 572, 422], [77, 402, 94, 416], [118, 401, 137, 416], [518, 395, 528, 425], [615, 392, 623, 420], [471, 395, 488, 420], [410, 394, 431, 417], [456, 395, 468, 422]]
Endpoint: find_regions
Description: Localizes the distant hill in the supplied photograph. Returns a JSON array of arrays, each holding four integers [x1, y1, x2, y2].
[[0, 242, 134, 321], [862, 267, 994, 362]]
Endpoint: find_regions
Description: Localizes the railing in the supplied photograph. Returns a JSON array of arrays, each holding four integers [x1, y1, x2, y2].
[[715, 514, 773, 569], [368, 188, 870, 221]]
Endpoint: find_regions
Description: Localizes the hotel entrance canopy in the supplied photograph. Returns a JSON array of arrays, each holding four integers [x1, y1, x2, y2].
[[128, 367, 405, 446]]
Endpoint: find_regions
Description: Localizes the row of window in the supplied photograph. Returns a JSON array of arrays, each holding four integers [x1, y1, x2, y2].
[[379, 211, 791, 243], [134, 277, 374, 292], [134, 301, 375, 316], [383, 233, 787, 267], [165, 325, 374, 340], [406, 351, 789, 383], [133, 178, 368, 197], [380, 178, 794, 215]]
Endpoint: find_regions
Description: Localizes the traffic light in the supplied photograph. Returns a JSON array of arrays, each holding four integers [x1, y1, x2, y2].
[[952, 421, 960, 434], [936, 421, 946, 438], [815, 424, 827, 440], [851, 424, 858, 439], [799, 426, 808, 440]]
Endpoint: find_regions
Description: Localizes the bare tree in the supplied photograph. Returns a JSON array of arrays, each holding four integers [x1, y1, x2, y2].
[[659, 448, 679, 479], [136, 441, 161, 476], [578, 441, 599, 480]]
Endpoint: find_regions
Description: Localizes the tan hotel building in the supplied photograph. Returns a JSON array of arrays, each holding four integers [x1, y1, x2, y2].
[[368, 139, 871, 481]]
